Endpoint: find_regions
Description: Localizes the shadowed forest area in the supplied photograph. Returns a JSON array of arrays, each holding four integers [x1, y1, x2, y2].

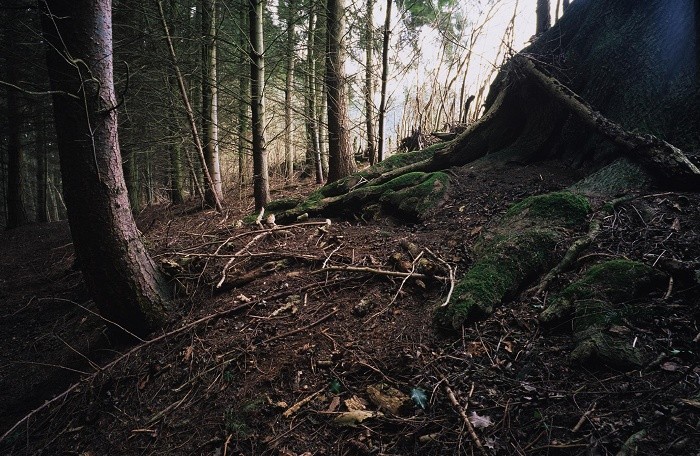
[[1, 0, 699, 454]]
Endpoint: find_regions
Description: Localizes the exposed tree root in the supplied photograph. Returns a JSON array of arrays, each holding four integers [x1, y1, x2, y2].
[[514, 55, 700, 187]]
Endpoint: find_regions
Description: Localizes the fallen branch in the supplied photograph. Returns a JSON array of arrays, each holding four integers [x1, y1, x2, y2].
[[282, 389, 323, 418], [443, 383, 490, 456], [311, 265, 446, 281], [262, 309, 339, 345], [425, 248, 456, 307], [530, 219, 601, 296]]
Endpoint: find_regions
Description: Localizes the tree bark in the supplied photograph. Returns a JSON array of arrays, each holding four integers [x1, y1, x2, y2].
[[201, 0, 223, 205], [237, 5, 250, 185], [41, 0, 170, 337], [156, 0, 222, 212], [284, 0, 296, 181], [377, 0, 392, 162], [305, 9, 323, 183], [325, 0, 356, 182], [513, 55, 700, 186], [4, 3, 28, 229], [36, 103, 49, 222], [536, 0, 551, 35], [364, 0, 377, 165], [250, 0, 270, 209]]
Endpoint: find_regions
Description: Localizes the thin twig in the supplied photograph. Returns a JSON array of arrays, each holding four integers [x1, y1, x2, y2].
[[261, 309, 339, 345], [443, 382, 490, 456]]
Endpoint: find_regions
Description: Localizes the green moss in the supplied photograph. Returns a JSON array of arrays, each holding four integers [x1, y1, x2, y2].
[[570, 328, 645, 369], [436, 229, 560, 329], [540, 259, 666, 328], [266, 197, 304, 212], [569, 158, 651, 197], [505, 191, 590, 228], [379, 172, 449, 220]]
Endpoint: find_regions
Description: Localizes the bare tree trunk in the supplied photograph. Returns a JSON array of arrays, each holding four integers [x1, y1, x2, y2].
[[305, 9, 323, 183], [536, 0, 551, 35], [237, 5, 250, 186], [42, 0, 170, 337], [284, 0, 296, 181], [364, 0, 377, 165], [377, 0, 392, 162], [202, 0, 223, 205], [325, 0, 356, 182], [36, 103, 49, 222], [250, 0, 270, 209], [4, 4, 28, 229], [156, 0, 222, 212]]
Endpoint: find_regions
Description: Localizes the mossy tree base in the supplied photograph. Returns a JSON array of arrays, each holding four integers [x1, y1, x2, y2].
[[272, 164, 450, 223], [435, 191, 591, 329], [540, 259, 667, 368]]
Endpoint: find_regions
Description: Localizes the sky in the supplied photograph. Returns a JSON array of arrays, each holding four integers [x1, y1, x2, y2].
[[346, 0, 570, 147]]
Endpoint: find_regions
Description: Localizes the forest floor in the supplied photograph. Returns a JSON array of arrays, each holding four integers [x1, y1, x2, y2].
[[1, 161, 699, 455]]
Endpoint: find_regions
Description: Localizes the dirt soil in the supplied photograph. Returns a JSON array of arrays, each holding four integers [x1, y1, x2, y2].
[[1, 161, 698, 456]]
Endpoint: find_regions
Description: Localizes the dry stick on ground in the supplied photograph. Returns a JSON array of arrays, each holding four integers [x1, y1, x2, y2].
[[311, 265, 446, 281], [216, 232, 270, 288], [0, 278, 352, 444], [443, 382, 490, 456], [365, 251, 424, 323], [424, 248, 456, 307], [261, 308, 339, 345]]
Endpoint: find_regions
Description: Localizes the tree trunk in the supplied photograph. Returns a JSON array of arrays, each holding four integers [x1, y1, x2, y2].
[[201, 0, 223, 205], [364, 0, 377, 165], [156, 0, 222, 212], [325, 0, 356, 182], [42, 0, 170, 337], [237, 5, 250, 185], [377, 0, 392, 162], [4, 4, 28, 229], [284, 0, 296, 181], [250, 0, 270, 209], [305, 9, 324, 184], [536, 0, 551, 35], [36, 103, 49, 223]]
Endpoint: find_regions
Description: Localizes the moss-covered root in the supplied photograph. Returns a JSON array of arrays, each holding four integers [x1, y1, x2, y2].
[[539, 259, 667, 369], [274, 171, 450, 223], [435, 230, 560, 328], [435, 191, 591, 330], [539, 259, 667, 328]]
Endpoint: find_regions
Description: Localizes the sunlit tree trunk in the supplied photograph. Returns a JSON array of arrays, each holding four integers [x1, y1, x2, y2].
[[250, 0, 270, 209], [377, 0, 392, 162], [42, 0, 170, 336], [364, 0, 377, 165], [305, 9, 323, 183], [325, 0, 356, 181], [202, 0, 223, 205], [156, 0, 221, 211], [284, 0, 296, 181]]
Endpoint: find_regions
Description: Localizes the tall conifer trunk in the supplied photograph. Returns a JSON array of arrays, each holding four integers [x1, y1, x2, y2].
[[42, 0, 170, 337]]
